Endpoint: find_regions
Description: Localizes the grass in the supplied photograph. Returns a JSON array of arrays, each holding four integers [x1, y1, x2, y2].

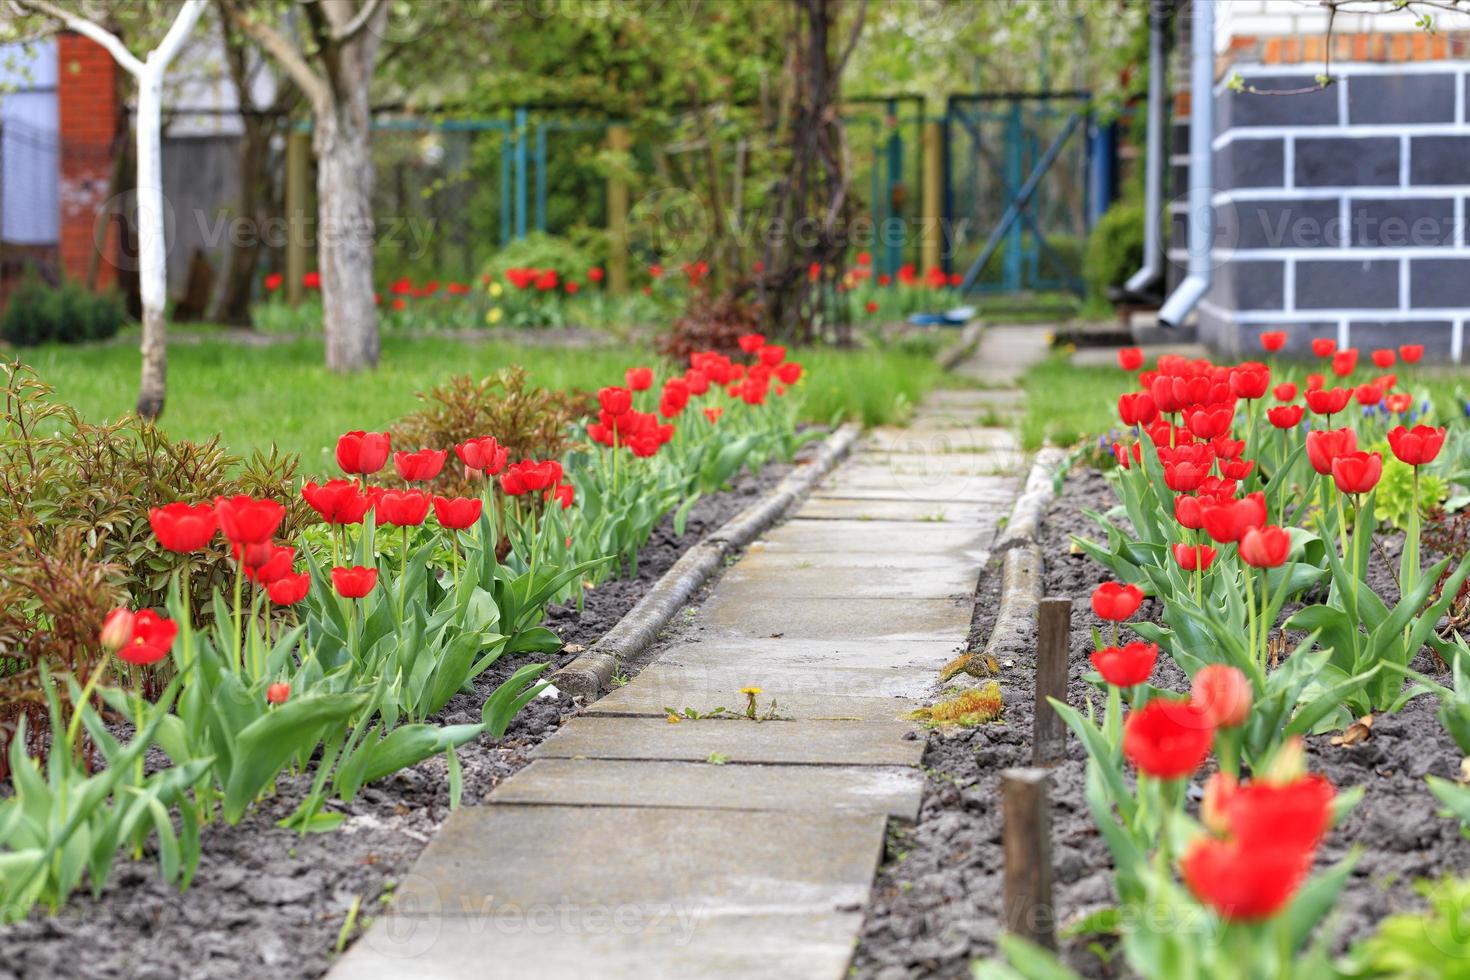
[[1019, 350, 1470, 451], [16, 333, 949, 473]]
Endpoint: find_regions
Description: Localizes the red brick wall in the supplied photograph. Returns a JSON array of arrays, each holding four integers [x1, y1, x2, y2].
[[56, 32, 120, 289]]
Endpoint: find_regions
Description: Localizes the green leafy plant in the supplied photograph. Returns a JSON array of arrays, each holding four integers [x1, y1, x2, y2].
[[0, 273, 125, 347]]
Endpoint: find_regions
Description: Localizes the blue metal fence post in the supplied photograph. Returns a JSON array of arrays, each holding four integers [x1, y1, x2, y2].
[[1004, 102, 1024, 292], [885, 98, 903, 277], [534, 123, 548, 234], [514, 106, 528, 239], [499, 132, 512, 247]]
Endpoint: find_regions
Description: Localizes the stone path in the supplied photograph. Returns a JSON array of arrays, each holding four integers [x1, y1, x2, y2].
[[331, 338, 1036, 980]]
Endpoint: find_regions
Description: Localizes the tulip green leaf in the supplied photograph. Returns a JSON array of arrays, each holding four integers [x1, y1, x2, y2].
[[222, 692, 368, 823]]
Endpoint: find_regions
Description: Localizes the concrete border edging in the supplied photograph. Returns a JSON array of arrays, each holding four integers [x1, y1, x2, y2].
[[936, 320, 986, 371], [982, 445, 1068, 663], [549, 422, 863, 700]]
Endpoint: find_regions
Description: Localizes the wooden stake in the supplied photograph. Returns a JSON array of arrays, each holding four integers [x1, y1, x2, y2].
[[605, 125, 630, 296], [1001, 767, 1055, 951], [285, 130, 310, 308], [1032, 596, 1072, 766]]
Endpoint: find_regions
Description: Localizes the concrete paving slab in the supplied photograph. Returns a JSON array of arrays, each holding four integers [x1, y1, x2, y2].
[[810, 472, 1015, 502], [334, 910, 864, 980], [532, 716, 925, 766], [587, 657, 939, 701], [491, 759, 924, 820], [716, 553, 976, 598], [587, 664, 921, 721], [659, 634, 960, 675], [695, 591, 972, 641], [864, 426, 1017, 455], [794, 495, 998, 523], [758, 518, 994, 560]]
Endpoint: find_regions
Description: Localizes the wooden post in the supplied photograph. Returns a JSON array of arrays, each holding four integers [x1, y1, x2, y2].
[[1033, 597, 1073, 766], [1001, 767, 1056, 951], [921, 119, 943, 275], [606, 125, 630, 296], [285, 129, 310, 308]]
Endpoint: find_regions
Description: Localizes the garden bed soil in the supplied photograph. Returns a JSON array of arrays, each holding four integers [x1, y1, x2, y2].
[[0, 456, 800, 980], [854, 465, 1470, 978]]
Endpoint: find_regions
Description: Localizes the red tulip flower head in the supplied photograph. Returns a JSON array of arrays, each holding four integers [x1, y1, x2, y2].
[[336, 430, 391, 475], [1304, 386, 1351, 416], [1399, 343, 1424, 364], [1331, 348, 1359, 377], [1310, 338, 1336, 358], [1117, 347, 1144, 371], [737, 333, 766, 354], [1267, 405, 1304, 428], [432, 495, 483, 530], [1091, 641, 1158, 687], [332, 565, 378, 598], [1117, 392, 1158, 427], [116, 609, 178, 666], [1387, 424, 1446, 467], [100, 608, 136, 652], [1172, 542, 1217, 571], [302, 480, 372, 525], [1239, 524, 1291, 568], [1200, 492, 1267, 544], [1371, 348, 1396, 368], [394, 449, 447, 483], [376, 489, 432, 527], [1122, 699, 1214, 779], [266, 682, 291, 705], [625, 367, 654, 391], [149, 502, 218, 553], [1091, 582, 1144, 621], [1191, 665, 1253, 728], [456, 436, 509, 477], [240, 543, 296, 583], [1305, 427, 1357, 476], [1259, 331, 1287, 352], [1331, 451, 1384, 495], [1273, 382, 1297, 401], [266, 571, 310, 605], [549, 483, 575, 509], [1228, 363, 1270, 400], [704, 407, 723, 424], [776, 361, 803, 385], [213, 495, 286, 546]]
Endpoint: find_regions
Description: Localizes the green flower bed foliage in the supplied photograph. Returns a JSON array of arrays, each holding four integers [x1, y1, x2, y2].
[[1, 274, 125, 347], [1083, 199, 1145, 302], [480, 231, 599, 284]]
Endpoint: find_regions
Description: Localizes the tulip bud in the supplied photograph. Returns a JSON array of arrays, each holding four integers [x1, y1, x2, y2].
[[100, 607, 136, 652], [267, 682, 291, 705], [1191, 664, 1253, 727], [1200, 771, 1238, 836], [1262, 737, 1307, 784]]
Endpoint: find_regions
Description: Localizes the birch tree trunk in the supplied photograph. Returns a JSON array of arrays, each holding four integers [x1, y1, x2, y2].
[[134, 69, 169, 419], [313, 79, 379, 371]]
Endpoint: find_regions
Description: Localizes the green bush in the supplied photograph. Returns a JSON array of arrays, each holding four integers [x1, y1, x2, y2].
[[1082, 199, 1145, 301], [481, 232, 597, 284], [0, 275, 126, 347]]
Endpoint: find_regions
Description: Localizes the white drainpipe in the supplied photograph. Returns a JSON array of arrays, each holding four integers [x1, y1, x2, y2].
[[1158, 0, 1215, 328]]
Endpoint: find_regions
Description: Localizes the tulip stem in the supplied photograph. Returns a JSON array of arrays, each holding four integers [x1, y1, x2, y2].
[[65, 657, 109, 751], [1243, 562, 1259, 672], [398, 526, 409, 623], [232, 561, 245, 675]]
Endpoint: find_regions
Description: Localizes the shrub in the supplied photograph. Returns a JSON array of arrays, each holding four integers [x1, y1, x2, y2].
[[657, 288, 764, 361], [1082, 199, 1145, 301], [0, 274, 126, 346]]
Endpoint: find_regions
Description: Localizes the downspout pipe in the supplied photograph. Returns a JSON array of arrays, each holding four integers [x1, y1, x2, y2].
[[1158, 0, 1215, 328], [1123, 1, 1168, 293]]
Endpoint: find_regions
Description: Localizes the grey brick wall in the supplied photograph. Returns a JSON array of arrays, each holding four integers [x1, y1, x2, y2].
[[1179, 61, 1470, 363]]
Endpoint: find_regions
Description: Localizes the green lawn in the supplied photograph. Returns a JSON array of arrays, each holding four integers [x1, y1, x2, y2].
[[16, 334, 948, 473], [1020, 351, 1470, 450]]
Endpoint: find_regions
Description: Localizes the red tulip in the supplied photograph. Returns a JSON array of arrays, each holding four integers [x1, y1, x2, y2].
[[1122, 698, 1214, 779], [1354, 381, 1384, 406], [1273, 382, 1297, 401], [1164, 462, 1211, 492], [394, 449, 447, 483], [1310, 338, 1336, 358], [1267, 405, 1304, 428], [1180, 835, 1310, 921], [1117, 392, 1158, 427], [1091, 642, 1158, 687], [1117, 347, 1144, 371], [456, 436, 508, 477], [549, 483, 575, 509], [1191, 665, 1253, 729], [266, 571, 310, 605], [599, 386, 633, 416], [432, 495, 483, 530], [757, 345, 787, 368], [264, 272, 283, 292], [1200, 492, 1267, 544], [1331, 451, 1383, 494], [1305, 428, 1357, 475], [213, 495, 286, 546], [1185, 405, 1234, 440], [337, 431, 391, 475], [1399, 343, 1424, 364], [302, 480, 372, 525], [240, 543, 295, 584], [1172, 542, 1217, 571], [1304, 387, 1351, 416], [1175, 495, 1205, 530], [1113, 442, 1140, 469], [116, 609, 178, 666], [100, 608, 136, 652], [1091, 582, 1144, 621], [332, 565, 378, 599], [1218, 457, 1255, 481], [704, 407, 723, 424], [1239, 524, 1290, 568], [1259, 331, 1287, 352], [1305, 373, 1325, 391], [376, 489, 431, 527], [1331, 348, 1359, 377], [1228, 364, 1270, 400], [737, 333, 765, 353], [1387, 424, 1446, 467], [865, 300, 879, 314], [1216, 772, 1335, 853], [266, 682, 291, 705], [500, 459, 563, 496], [588, 267, 605, 283], [626, 367, 654, 391], [149, 502, 218, 553], [776, 361, 803, 384], [1371, 348, 1396, 368]]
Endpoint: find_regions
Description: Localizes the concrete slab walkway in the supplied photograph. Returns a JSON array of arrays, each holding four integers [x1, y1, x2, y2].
[[331, 339, 1039, 980]]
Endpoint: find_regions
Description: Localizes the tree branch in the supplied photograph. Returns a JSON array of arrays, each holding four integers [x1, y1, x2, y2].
[[149, 0, 208, 70], [12, 0, 144, 76], [328, 0, 383, 43], [224, 0, 331, 106]]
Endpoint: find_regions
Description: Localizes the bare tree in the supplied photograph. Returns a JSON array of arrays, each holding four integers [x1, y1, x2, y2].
[[13, 0, 208, 420], [223, 0, 386, 372]]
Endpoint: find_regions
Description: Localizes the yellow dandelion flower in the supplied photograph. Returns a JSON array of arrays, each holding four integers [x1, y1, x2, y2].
[[488, 281, 503, 298], [740, 686, 762, 696], [665, 713, 681, 724]]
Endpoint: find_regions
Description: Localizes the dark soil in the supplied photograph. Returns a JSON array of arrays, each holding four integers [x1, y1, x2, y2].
[[0, 457, 799, 980], [854, 465, 1470, 979]]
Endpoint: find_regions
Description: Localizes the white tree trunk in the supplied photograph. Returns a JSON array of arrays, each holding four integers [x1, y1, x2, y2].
[[315, 99, 379, 372], [134, 69, 169, 419]]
